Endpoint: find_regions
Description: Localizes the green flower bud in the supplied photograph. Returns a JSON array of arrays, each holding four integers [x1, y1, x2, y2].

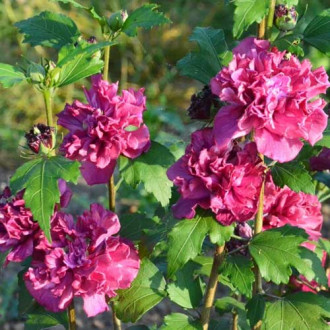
[[107, 10, 128, 32], [274, 4, 298, 31], [27, 63, 45, 84]]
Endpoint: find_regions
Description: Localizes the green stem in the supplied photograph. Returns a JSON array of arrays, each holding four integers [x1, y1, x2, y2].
[[103, 45, 111, 81], [266, 0, 276, 39], [68, 301, 76, 330], [43, 89, 53, 127], [200, 245, 225, 330]]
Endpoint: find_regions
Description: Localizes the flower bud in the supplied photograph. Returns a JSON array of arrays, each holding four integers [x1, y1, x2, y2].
[[107, 10, 128, 32], [187, 85, 220, 120], [27, 63, 45, 84], [25, 124, 55, 154], [274, 4, 298, 31]]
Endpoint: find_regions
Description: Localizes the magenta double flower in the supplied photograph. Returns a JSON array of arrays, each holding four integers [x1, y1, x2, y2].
[[211, 37, 329, 162], [58, 74, 150, 185]]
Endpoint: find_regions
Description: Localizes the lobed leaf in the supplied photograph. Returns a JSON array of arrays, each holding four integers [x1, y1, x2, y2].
[[220, 255, 254, 298], [115, 258, 167, 322], [271, 161, 315, 194], [262, 292, 330, 330], [119, 141, 175, 207], [249, 226, 310, 284], [10, 156, 80, 241], [167, 262, 204, 309], [233, 0, 269, 38], [303, 9, 330, 56], [122, 4, 171, 37], [0, 63, 26, 88], [177, 27, 228, 84], [15, 11, 80, 49]]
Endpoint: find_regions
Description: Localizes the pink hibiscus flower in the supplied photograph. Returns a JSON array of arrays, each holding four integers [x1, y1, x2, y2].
[[167, 128, 265, 225], [57, 74, 150, 185], [211, 37, 329, 162]]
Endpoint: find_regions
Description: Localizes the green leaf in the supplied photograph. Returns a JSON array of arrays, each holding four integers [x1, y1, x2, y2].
[[271, 161, 315, 194], [115, 258, 166, 322], [122, 4, 171, 37], [18, 270, 35, 315], [233, 0, 269, 38], [119, 213, 157, 242], [167, 262, 204, 308], [298, 247, 328, 287], [246, 295, 265, 329], [10, 156, 80, 241], [177, 27, 228, 84], [316, 120, 330, 148], [56, 43, 105, 87], [167, 211, 233, 278], [249, 225, 309, 284], [25, 305, 68, 330], [262, 292, 330, 330], [57, 41, 116, 66], [207, 218, 234, 246], [162, 313, 202, 330], [0, 251, 9, 267], [0, 63, 26, 88], [119, 141, 175, 207], [167, 215, 208, 278], [50, 0, 87, 9], [220, 255, 254, 298], [319, 238, 330, 255], [303, 9, 330, 56], [15, 11, 80, 49]]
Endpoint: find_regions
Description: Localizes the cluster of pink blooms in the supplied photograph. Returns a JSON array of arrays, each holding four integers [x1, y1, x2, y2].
[[57, 74, 150, 185], [168, 37, 329, 292], [0, 183, 140, 317], [211, 37, 329, 163], [167, 128, 265, 225]]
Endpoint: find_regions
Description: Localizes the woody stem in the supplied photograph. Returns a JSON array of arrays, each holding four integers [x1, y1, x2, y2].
[[200, 245, 226, 330]]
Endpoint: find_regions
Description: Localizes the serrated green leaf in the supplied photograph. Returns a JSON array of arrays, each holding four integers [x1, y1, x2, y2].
[[122, 4, 171, 37], [262, 292, 330, 330], [167, 262, 204, 309], [207, 217, 234, 246], [10, 156, 80, 241], [271, 161, 315, 194], [177, 27, 228, 84], [246, 294, 265, 328], [56, 43, 105, 87], [316, 120, 330, 148], [249, 225, 309, 284], [303, 9, 330, 56], [50, 0, 87, 9], [120, 141, 174, 207], [233, 0, 269, 38], [220, 255, 254, 298], [15, 11, 80, 49], [0, 63, 26, 88], [162, 313, 202, 330], [57, 41, 116, 66], [167, 211, 233, 278], [167, 215, 209, 278], [115, 258, 166, 322], [25, 305, 68, 330]]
